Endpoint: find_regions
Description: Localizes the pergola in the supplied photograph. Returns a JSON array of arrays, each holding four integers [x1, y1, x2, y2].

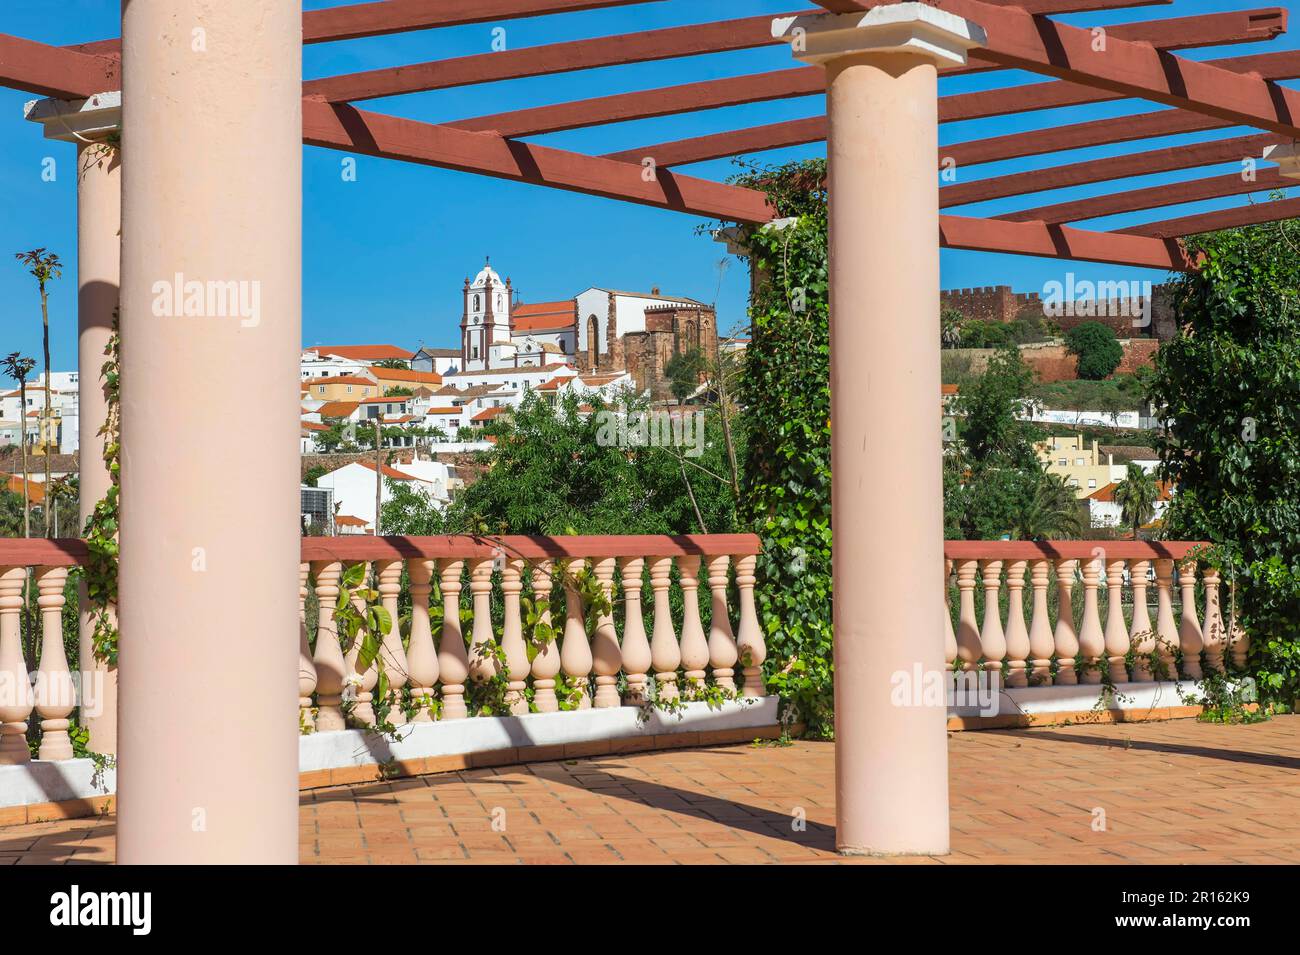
[[1, 0, 1296, 862]]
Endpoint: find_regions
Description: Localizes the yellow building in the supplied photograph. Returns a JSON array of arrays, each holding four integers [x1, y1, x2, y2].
[[306, 375, 379, 401], [1036, 435, 1125, 498]]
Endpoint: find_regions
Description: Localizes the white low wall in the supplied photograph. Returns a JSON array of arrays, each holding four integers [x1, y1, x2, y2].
[[300, 698, 780, 772], [948, 679, 1211, 720], [0, 698, 779, 811]]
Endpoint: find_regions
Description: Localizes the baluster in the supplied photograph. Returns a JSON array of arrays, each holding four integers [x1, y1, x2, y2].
[[1201, 567, 1225, 674], [467, 556, 497, 691], [405, 559, 439, 721], [560, 559, 592, 708], [1153, 559, 1179, 681], [955, 559, 981, 672], [1103, 558, 1130, 684], [1178, 559, 1204, 680], [677, 555, 709, 694], [734, 555, 766, 698], [309, 561, 347, 732], [1053, 559, 1079, 685], [1077, 557, 1105, 685], [298, 563, 317, 733], [619, 558, 651, 704], [944, 559, 957, 677], [706, 555, 738, 693], [1027, 559, 1054, 686], [978, 560, 1006, 684], [529, 561, 560, 712], [34, 567, 74, 760], [500, 558, 531, 715], [376, 559, 409, 723], [1003, 560, 1029, 688], [0, 567, 33, 763], [590, 557, 622, 708], [345, 562, 377, 726], [437, 558, 469, 720], [1129, 559, 1155, 681], [649, 556, 680, 700]]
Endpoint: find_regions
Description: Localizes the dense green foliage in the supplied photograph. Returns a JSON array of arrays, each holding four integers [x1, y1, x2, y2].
[[1031, 371, 1147, 414], [1065, 320, 1123, 380], [952, 313, 1052, 349], [731, 160, 833, 736], [943, 346, 1082, 541], [1113, 462, 1159, 537], [1147, 217, 1300, 704], [382, 392, 741, 536]]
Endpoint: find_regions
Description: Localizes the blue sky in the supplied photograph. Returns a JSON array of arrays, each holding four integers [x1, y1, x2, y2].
[[0, 0, 1295, 367]]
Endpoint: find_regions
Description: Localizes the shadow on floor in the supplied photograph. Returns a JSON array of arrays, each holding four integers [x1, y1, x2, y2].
[[992, 727, 1300, 771]]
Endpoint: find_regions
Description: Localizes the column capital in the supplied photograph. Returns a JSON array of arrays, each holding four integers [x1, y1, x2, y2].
[[772, 2, 985, 68], [24, 91, 121, 143], [712, 217, 800, 256], [1263, 142, 1300, 179]]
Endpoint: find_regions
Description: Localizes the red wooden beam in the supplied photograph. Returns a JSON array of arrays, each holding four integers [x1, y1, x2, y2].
[[1120, 197, 1300, 237], [942, 540, 1205, 560], [302, 11, 798, 103], [928, 0, 1300, 137], [1002, 168, 1290, 224], [939, 215, 1194, 269], [454, 8, 1281, 141], [69, 0, 668, 54], [0, 32, 118, 98], [605, 43, 1300, 169], [940, 132, 1283, 209], [301, 99, 776, 223]]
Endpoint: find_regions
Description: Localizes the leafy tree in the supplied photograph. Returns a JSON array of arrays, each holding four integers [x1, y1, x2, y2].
[[664, 347, 706, 404], [940, 306, 963, 349], [1146, 211, 1300, 702], [1, 352, 36, 537], [1065, 320, 1123, 380], [373, 359, 409, 370], [303, 464, 327, 487], [15, 248, 62, 534], [384, 386, 414, 397], [1113, 462, 1158, 538], [1012, 473, 1084, 541], [952, 345, 1042, 471]]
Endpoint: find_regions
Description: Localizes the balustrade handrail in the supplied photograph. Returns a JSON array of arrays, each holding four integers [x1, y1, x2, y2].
[[944, 540, 1210, 561], [0, 533, 764, 569]]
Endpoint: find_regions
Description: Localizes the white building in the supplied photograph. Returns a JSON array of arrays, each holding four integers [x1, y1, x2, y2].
[[1086, 481, 1174, 530], [313, 457, 452, 532], [574, 286, 702, 365]]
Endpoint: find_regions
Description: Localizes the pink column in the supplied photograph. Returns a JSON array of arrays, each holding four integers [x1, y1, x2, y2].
[[25, 94, 123, 754], [116, 1, 301, 863], [775, 6, 984, 856]]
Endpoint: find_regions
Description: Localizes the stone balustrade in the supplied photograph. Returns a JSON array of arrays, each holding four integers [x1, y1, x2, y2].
[[943, 541, 1246, 686], [297, 535, 767, 733], [0, 535, 766, 765]]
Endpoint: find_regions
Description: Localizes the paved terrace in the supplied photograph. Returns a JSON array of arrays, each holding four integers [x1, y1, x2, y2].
[[4, 717, 1298, 865]]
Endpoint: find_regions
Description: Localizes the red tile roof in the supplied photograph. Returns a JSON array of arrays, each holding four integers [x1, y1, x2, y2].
[[1, 472, 44, 503], [316, 401, 360, 418], [310, 375, 376, 388], [334, 514, 368, 527], [472, 407, 509, 422], [512, 300, 577, 333], [355, 460, 417, 481], [370, 367, 443, 385], [1087, 480, 1174, 503]]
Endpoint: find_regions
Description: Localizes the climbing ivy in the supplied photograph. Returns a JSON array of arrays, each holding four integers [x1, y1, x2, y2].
[[728, 159, 833, 737], [82, 310, 120, 665]]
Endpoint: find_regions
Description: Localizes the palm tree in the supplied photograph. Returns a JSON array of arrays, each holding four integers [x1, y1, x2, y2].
[[941, 307, 963, 349], [2, 353, 37, 538], [1013, 473, 1084, 541], [1114, 462, 1159, 538], [15, 248, 62, 537]]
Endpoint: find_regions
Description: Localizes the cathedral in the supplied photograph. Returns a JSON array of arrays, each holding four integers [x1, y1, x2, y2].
[[434, 259, 720, 400]]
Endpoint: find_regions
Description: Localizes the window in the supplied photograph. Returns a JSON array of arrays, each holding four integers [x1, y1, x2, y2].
[[1087, 479, 1097, 489], [346, 386, 352, 394], [1058, 458, 1067, 466], [1068, 479, 1078, 487], [1075, 458, 1085, 466]]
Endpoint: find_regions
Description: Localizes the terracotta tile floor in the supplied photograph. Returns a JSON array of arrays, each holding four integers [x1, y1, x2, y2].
[[4, 715, 1299, 864]]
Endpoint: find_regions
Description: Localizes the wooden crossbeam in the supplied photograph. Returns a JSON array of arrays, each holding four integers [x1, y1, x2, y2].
[[69, 0, 667, 53], [0, 32, 118, 98], [1001, 169, 1290, 224], [831, 0, 1300, 137], [940, 215, 1193, 268], [1120, 197, 1300, 237], [940, 132, 1283, 208], [302, 11, 792, 103], [605, 44, 1300, 169]]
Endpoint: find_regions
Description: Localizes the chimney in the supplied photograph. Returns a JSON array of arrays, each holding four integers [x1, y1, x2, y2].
[[651, 285, 660, 296]]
